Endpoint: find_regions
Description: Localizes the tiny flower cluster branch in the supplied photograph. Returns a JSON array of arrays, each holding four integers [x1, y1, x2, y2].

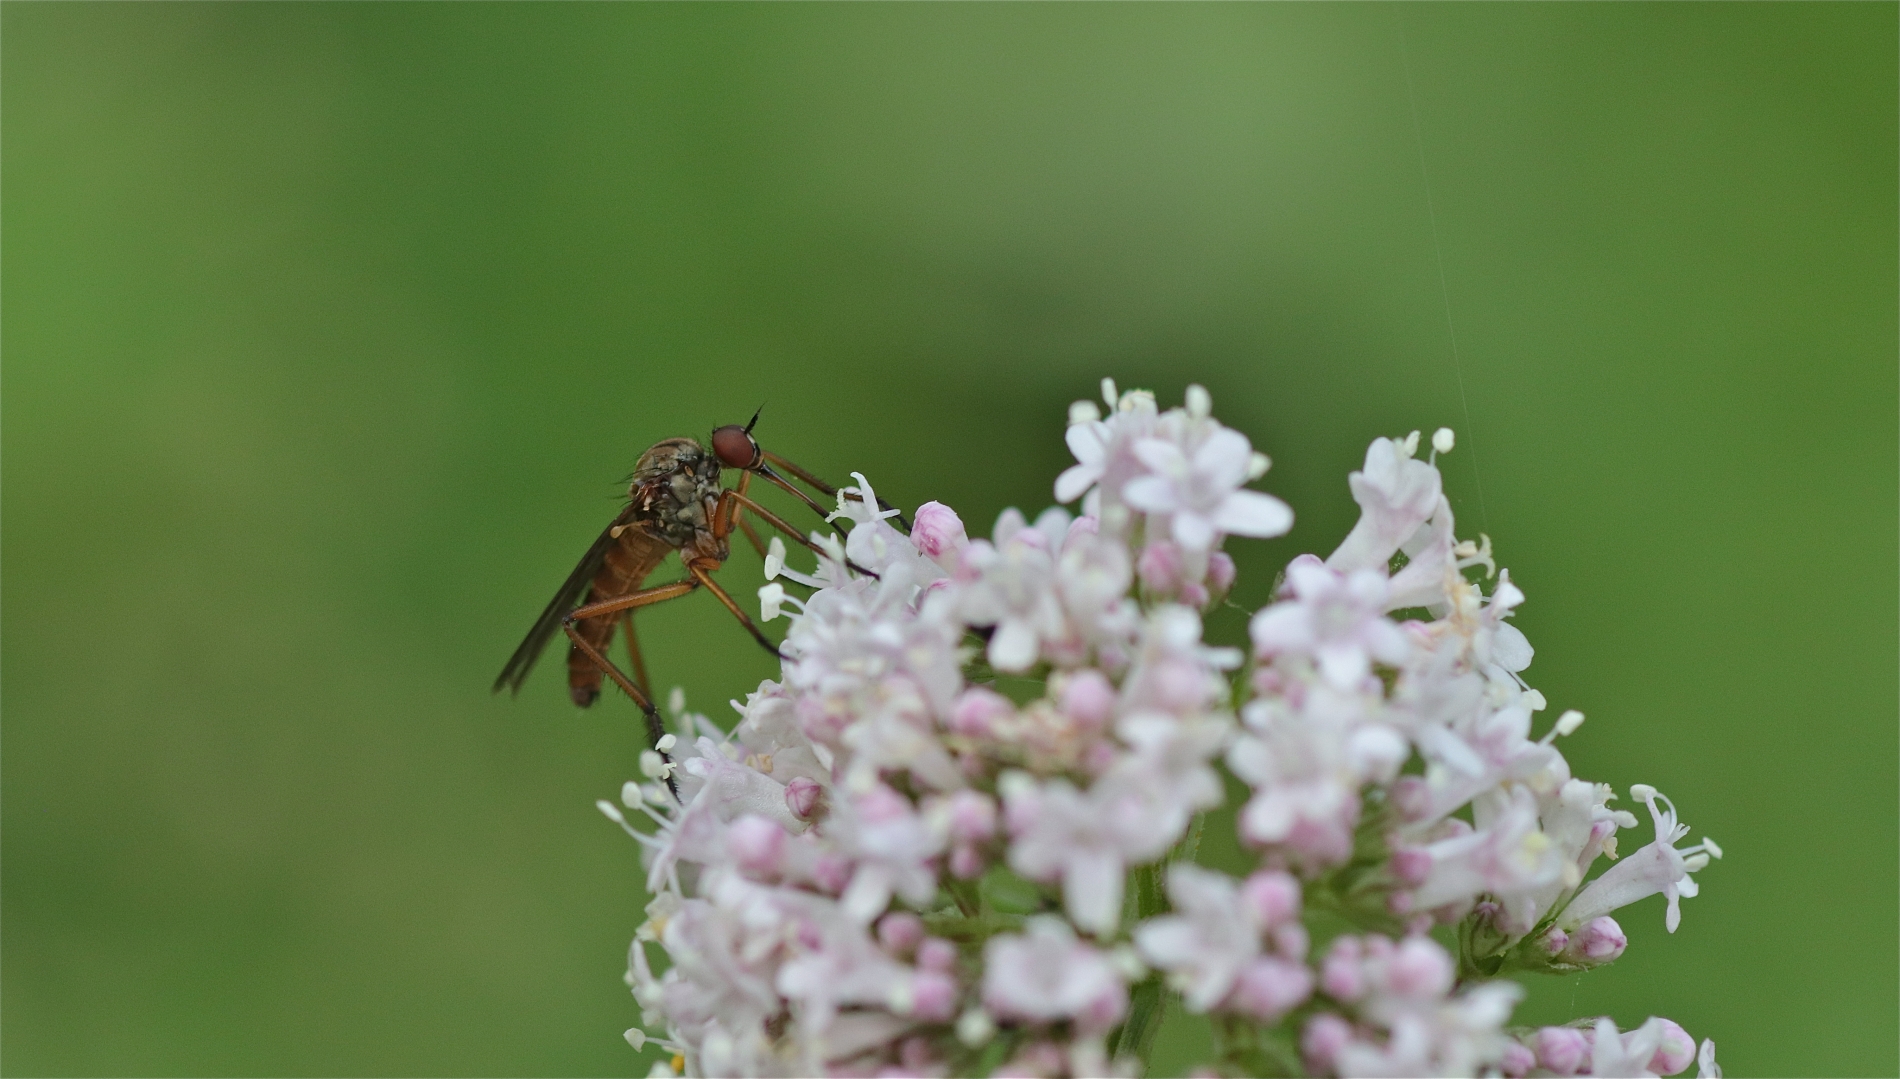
[[602, 381, 1724, 1078]]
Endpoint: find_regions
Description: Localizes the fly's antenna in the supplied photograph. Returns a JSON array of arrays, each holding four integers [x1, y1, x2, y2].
[[745, 404, 764, 434]]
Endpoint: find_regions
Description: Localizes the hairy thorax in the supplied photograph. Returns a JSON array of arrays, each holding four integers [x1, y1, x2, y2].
[[627, 437, 728, 562]]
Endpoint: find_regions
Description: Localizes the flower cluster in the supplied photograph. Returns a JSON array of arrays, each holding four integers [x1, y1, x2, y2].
[[603, 381, 1723, 1078]]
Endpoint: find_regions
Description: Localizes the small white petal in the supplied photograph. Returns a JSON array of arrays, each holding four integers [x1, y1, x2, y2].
[[1213, 490, 1294, 537], [988, 619, 1040, 672], [1123, 475, 1181, 514], [1185, 383, 1212, 419], [1172, 511, 1217, 551]]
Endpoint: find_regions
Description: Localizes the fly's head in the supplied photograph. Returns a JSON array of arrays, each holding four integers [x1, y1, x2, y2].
[[628, 437, 724, 547]]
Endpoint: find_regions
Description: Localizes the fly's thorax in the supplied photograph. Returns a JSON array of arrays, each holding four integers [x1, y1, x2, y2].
[[628, 437, 727, 549]]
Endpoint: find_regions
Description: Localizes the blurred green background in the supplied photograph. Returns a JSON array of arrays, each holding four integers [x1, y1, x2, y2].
[[4, 4, 1894, 1076]]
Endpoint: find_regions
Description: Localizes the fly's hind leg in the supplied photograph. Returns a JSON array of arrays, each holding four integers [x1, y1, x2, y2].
[[562, 622, 676, 799], [565, 578, 705, 799], [620, 611, 652, 698]]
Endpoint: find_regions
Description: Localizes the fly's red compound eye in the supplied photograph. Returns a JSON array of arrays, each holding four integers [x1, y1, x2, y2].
[[711, 424, 760, 469]]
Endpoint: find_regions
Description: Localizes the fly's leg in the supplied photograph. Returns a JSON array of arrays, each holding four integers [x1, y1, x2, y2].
[[620, 611, 652, 698], [685, 557, 784, 660], [564, 578, 704, 799], [714, 488, 879, 579], [562, 623, 676, 799], [732, 470, 768, 557], [760, 449, 911, 532], [737, 517, 768, 557]]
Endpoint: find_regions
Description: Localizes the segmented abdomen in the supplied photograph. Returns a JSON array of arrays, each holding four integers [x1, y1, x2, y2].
[[566, 527, 671, 707]]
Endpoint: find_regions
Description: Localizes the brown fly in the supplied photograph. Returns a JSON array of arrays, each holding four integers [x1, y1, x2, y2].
[[492, 414, 900, 792]]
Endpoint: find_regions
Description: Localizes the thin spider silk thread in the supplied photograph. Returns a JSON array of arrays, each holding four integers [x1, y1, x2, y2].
[[1399, 17, 1489, 534]]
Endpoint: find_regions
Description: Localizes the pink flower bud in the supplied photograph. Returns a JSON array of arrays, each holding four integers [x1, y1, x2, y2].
[[1320, 939, 1365, 1001], [784, 776, 822, 819], [1540, 927, 1570, 957], [909, 969, 958, 1021], [899, 1036, 934, 1073], [946, 790, 998, 842], [911, 501, 968, 561], [1647, 1019, 1696, 1076], [1207, 550, 1237, 594], [878, 912, 925, 954], [1229, 957, 1313, 1021], [948, 687, 1013, 738], [1390, 776, 1432, 821], [856, 783, 911, 823], [1563, 916, 1627, 965], [1058, 669, 1117, 731], [1500, 1041, 1536, 1078], [949, 842, 985, 880], [1241, 870, 1302, 927], [1078, 982, 1129, 1031], [726, 815, 786, 877], [1081, 741, 1119, 775], [1301, 1013, 1354, 1073], [1149, 658, 1207, 712], [1535, 1027, 1590, 1076], [1390, 846, 1432, 886], [1137, 539, 1183, 593], [1272, 921, 1310, 961], [812, 853, 853, 894], [916, 936, 957, 973], [1386, 936, 1454, 999]]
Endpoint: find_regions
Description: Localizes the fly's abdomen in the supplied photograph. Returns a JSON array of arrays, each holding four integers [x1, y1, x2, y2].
[[566, 527, 668, 707]]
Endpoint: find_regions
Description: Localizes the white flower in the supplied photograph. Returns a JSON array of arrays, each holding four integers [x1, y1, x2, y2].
[[982, 916, 1128, 1029], [1001, 769, 1184, 935], [1327, 433, 1445, 574], [1122, 425, 1291, 551], [1251, 557, 1411, 690], [954, 522, 1072, 673], [1561, 786, 1720, 933], [1133, 865, 1263, 1011]]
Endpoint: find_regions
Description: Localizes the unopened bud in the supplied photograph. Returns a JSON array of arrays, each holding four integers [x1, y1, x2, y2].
[[1535, 1026, 1590, 1076], [726, 815, 787, 877], [784, 776, 822, 819], [877, 912, 925, 954], [1185, 384, 1212, 419], [1241, 870, 1302, 927], [1432, 427, 1456, 454], [758, 581, 787, 621], [956, 1008, 995, 1047], [1648, 1019, 1697, 1076], [1562, 916, 1627, 965]]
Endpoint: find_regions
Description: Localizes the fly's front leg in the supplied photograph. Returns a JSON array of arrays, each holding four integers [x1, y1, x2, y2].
[[731, 471, 768, 557], [713, 488, 880, 580], [760, 449, 911, 532]]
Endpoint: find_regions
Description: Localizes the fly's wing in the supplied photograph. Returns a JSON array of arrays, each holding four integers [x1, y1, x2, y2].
[[493, 510, 630, 695]]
